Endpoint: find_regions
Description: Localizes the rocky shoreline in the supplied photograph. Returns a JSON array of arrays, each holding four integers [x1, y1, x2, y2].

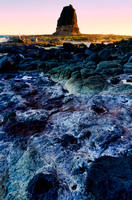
[[0, 38, 132, 199]]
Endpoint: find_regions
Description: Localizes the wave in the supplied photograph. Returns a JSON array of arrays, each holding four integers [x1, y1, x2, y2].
[[0, 36, 9, 43]]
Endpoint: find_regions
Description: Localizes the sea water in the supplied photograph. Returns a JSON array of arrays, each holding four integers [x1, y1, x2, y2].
[[0, 35, 9, 43]]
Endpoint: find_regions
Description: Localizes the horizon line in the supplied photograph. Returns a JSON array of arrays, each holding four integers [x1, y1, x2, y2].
[[1, 33, 132, 37]]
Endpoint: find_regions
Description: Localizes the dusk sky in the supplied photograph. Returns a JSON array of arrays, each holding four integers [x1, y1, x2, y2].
[[0, 0, 132, 35]]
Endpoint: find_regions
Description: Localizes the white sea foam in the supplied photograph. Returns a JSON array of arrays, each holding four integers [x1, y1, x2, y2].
[[0, 37, 9, 43]]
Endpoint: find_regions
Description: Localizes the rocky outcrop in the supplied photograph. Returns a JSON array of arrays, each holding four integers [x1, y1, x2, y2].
[[0, 38, 132, 199], [53, 4, 81, 35]]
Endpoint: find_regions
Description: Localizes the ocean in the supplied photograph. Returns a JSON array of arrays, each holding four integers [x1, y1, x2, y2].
[[0, 35, 9, 43]]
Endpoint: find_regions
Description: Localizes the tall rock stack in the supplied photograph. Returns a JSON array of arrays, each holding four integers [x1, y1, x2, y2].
[[53, 4, 81, 36]]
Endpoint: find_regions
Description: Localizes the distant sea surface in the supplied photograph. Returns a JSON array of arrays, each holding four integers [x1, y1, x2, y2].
[[0, 35, 9, 43]]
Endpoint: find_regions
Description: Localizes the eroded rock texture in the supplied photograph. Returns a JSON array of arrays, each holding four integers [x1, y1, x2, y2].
[[0, 38, 132, 199], [0, 71, 131, 200], [53, 4, 80, 36]]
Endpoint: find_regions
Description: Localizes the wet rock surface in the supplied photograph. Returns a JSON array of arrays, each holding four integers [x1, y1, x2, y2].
[[0, 39, 132, 199]]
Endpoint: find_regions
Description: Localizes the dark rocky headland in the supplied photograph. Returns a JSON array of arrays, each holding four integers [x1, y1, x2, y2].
[[0, 37, 132, 199]]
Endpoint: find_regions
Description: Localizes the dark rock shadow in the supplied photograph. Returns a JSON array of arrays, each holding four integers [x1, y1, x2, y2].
[[86, 156, 132, 200], [27, 173, 59, 200]]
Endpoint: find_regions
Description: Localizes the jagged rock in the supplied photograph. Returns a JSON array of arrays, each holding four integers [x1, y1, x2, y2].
[[53, 4, 81, 35]]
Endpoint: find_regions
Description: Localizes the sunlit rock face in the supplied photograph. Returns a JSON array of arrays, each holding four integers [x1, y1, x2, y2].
[[53, 4, 81, 36]]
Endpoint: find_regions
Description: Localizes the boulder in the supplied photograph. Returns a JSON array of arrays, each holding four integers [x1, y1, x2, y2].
[[124, 61, 132, 73], [124, 63, 132, 69], [10, 54, 24, 63], [73, 53, 86, 61], [24, 50, 38, 58], [89, 43, 105, 52], [63, 42, 75, 52], [41, 52, 53, 61], [124, 69, 132, 74], [96, 60, 122, 72], [86, 53, 99, 62], [38, 48, 47, 58], [59, 51, 73, 61], [86, 156, 132, 200], [66, 77, 83, 93], [128, 56, 132, 63], [66, 75, 107, 94], [89, 43, 97, 51], [8, 45, 23, 54], [0, 56, 14, 72], [82, 75, 107, 93], [98, 49, 112, 60], [81, 68, 95, 79], [18, 59, 43, 71], [127, 38, 132, 46], [85, 49, 93, 57], [124, 56, 132, 72], [110, 77, 120, 84], [85, 61, 97, 69], [71, 70, 81, 79], [99, 68, 124, 76]]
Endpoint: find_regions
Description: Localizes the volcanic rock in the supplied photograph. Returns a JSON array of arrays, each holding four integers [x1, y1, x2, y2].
[[0, 56, 14, 72], [53, 4, 81, 36], [86, 156, 132, 200], [0, 39, 132, 199]]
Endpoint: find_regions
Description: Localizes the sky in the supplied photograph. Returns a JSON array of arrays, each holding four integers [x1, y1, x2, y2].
[[0, 0, 132, 35]]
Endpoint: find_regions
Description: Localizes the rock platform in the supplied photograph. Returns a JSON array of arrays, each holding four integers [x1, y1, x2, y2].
[[0, 38, 132, 199]]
